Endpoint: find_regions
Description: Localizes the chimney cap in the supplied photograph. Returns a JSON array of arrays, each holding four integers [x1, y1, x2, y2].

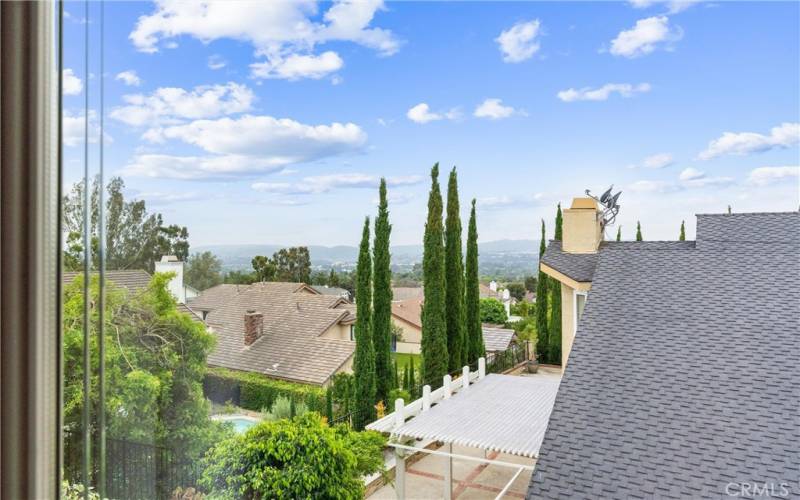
[[570, 197, 598, 210], [160, 255, 180, 262]]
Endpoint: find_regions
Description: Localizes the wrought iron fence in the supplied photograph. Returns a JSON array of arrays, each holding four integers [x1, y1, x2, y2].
[[64, 432, 202, 500]]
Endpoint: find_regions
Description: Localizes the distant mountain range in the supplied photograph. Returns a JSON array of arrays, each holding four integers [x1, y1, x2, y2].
[[194, 239, 540, 277]]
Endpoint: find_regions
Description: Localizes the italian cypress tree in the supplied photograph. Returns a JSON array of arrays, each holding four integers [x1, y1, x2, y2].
[[409, 357, 417, 397], [464, 199, 484, 363], [420, 164, 449, 388], [352, 217, 376, 429], [549, 206, 563, 364], [535, 220, 549, 363], [372, 179, 393, 405], [636, 221, 643, 241], [325, 386, 334, 423], [616, 226, 621, 242], [403, 364, 409, 390], [679, 220, 686, 241], [393, 361, 399, 389], [444, 168, 466, 371]]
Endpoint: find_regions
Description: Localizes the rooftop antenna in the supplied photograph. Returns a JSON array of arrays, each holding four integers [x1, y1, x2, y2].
[[585, 185, 622, 229]]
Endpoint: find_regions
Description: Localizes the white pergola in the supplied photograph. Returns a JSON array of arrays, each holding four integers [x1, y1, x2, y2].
[[367, 360, 560, 499]]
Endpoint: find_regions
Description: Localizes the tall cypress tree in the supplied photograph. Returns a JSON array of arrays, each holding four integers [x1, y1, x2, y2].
[[372, 179, 393, 405], [464, 199, 484, 362], [636, 221, 643, 241], [616, 226, 621, 242], [549, 206, 563, 364], [535, 220, 549, 362], [679, 220, 686, 241], [420, 163, 448, 388], [352, 217, 376, 429], [444, 168, 466, 371]]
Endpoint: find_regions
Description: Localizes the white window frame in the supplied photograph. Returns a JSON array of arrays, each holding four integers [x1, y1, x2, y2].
[[573, 290, 588, 337]]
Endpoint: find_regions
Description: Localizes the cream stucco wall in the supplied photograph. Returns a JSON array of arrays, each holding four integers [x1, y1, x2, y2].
[[561, 282, 576, 369], [393, 317, 422, 354], [320, 322, 353, 341]]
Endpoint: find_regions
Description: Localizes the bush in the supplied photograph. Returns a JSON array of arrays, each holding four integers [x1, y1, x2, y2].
[[480, 298, 508, 324], [204, 367, 326, 413], [200, 413, 386, 499], [388, 388, 411, 404]]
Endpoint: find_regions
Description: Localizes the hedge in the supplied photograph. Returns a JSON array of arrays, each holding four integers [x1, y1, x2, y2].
[[204, 367, 326, 413]]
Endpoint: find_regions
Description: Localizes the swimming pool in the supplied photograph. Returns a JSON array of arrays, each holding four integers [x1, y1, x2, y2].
[[213, 414, 259, 433]]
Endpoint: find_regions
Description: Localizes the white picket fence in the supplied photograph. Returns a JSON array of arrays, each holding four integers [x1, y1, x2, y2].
[[365, 357, 486, 434]]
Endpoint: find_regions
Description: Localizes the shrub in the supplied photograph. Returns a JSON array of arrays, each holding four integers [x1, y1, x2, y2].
[[262, 395, 309, 421], [480, 298, 508, 324], [388, 388, 411, 404], [204, 367, 326, 414], [200, 413, 386, 499]]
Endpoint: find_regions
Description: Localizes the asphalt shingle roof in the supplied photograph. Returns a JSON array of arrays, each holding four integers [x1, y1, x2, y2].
[[204, 282, 355, 386], [528, 211, 800, 499], [482, 326, 516, 352]]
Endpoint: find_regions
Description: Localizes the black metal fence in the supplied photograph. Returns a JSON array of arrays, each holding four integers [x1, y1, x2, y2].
[[64, 432, 202, 500]]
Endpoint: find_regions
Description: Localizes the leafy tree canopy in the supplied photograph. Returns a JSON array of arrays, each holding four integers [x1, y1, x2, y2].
[[185, 251, 223, 291], [63, 176, 189, 272], [251, 246, 311, 283], [480, 298, 508, 324], [200, 413, 385, 499]]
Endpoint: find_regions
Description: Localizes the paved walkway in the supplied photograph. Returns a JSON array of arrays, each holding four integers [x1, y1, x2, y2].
[[369, 444, 534, 499]]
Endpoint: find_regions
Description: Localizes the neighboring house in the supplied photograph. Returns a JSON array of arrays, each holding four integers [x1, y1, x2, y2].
[[480, 281, 514, 317], [63, 266, 202, 321], [528, 197, 800, 498], [391, 286, 425, 301], [312, 285, 351, 301], [191, 281, 356, 387], [389, 292, 517, 357], [154, 255, 199, 302]]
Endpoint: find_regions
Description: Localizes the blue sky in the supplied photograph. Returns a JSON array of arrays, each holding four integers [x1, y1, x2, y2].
[[62, 1, 800, 248]]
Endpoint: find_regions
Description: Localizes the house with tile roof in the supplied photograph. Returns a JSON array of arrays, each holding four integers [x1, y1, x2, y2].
[[191, 281, 357, 386], [527, 197, 800, 498]]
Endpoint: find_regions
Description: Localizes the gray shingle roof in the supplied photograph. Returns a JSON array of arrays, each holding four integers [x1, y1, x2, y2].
[[482, 326, 516, 352], [528, 211, 800, 499], [204, 282, 355, 386]]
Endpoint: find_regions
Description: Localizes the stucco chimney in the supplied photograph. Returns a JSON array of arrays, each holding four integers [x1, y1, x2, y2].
[[244, 310, 264, 346], [562, 197, 603, 254], [154, 255, 186, 303], [489, 280, 498, 292]]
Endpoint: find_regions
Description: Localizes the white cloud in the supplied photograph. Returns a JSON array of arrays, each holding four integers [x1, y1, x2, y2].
[[495, 19, 542, 63], [250, 51, 343, 80], [208, 54, 226, 70], [473, 98, 525, 120], [698, 122, 800, 160], [151, 115, 367, 161], [110, 82, 254, 127], [134, 191, 204, 205], [747, 166, 800, 186], [629, 168, 733, 193], [628, 0, 701, 13], [628, 179, 676, 193], [252, 173, 422, 194], [115, 70, 142, 86], [63, 110, 111, 147], [609, 16, 682, 58], [629, 152, 674, 169], [122, 154, 288, 180], [557, 83, 651, 102], [678, 167, 704, 181], [477, 193, 545, 209], [406, 103, 460, 124], [63, 69, 83, 95], [129, 0, 399, 80]]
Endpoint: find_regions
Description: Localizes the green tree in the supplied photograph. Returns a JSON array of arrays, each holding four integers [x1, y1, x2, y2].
[[616, 226, 621, 242], [524, 275, 537, 293], [185, 251, 223, 290], [420, 164, 449, 388], [62, 273, 228, 484], [251, 255, 277, 282], [636, 221, 643, 241], [372, 179, 393, 406], [444, 167, 466, 370], [352, 218, 376, 429], [273, 247, 312, 282], [62, 177, 189, 272], [224, 270, 257, 284], [535, 220, 549, 363], [200, 414, 385, 499], [408, 357, 417, 397], [480, 298, 508, 324], [465, 199, 484, 363], [679, 220, 686, 241], [506, 282, 526, 301], [549, 206, 563, 364]]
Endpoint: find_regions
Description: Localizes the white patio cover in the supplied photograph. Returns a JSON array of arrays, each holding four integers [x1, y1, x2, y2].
[[392, 374, 560, 458]]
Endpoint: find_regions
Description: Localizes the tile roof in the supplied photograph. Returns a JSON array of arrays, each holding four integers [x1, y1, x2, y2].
[[391, 287, 424, 301], [203, 281, 355, 386], [482, 326, 516, 352], [63, 269, 202, 321], [528, 211, 800, 499], [479, 283, 504, 299], [391, 298, 423, 328]]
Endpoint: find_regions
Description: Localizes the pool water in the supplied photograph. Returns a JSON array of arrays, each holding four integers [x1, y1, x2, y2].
[[230, 417, 257, 433]]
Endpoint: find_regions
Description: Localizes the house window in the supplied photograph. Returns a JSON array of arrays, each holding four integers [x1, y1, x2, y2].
[[350, 324, 355, 341], [391, 333, 397, 352]]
